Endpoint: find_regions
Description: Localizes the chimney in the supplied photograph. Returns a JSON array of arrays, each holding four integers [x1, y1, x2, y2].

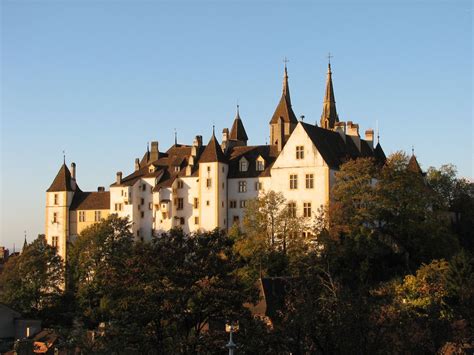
[[193, 135, 203, 148], [346, 121, 360, 137], [347, 122, 361, 152], [222, 128, 229, 151], [150, 141, 159, 161], [71, 162, 76, 179], [116, 172, 122, 184], [334, 122, 346, 142], [97, 186, 105, 192], [365, 129, 374, 149], [135, 158, 140, 171]]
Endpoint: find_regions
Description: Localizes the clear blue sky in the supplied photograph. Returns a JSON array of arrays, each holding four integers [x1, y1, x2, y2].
[[1, 0, 472, 249]]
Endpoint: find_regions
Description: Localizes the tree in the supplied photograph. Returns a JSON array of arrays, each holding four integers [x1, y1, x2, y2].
[[235, 191, 307, 280], [0, 235, 63, 320]]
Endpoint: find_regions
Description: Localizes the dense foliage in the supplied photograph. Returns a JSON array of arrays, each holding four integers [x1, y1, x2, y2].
[[1, 153, 472, 354]]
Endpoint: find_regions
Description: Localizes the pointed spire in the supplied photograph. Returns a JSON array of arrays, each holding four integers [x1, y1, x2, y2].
[[230, 105, 248, 142], [269, 61, 298, 124], [22, 231, 27, 252], [174, 128, 178, 145], [320, 55, 339, 129], [200, 130, 227, 163], [282, 57, 290, 102], [408, 153, 423, 175], [47, 163, 75, 192]]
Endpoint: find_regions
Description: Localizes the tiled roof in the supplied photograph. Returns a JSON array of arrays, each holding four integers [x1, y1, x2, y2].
[[47, 164, 78, 192], [269, 66, 298, 125], [227, 145, 278, 178], [229, 114, 248, 142], [300, 122, 383, 169], [199, 135, 227, 163], [269, 95, 298, 124], [70, 191, 110, 210], [407, 155, 423, 174]]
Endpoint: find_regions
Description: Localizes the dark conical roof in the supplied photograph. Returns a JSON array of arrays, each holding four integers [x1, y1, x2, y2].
[[229, 107, 248, 141], [407, 155, 423, 174], [200, 134, 227, 163], [269, 65, 298, 124], [47, 164, 76, 192], [374, 142, 387, 164], [320, 63, 339, 129]]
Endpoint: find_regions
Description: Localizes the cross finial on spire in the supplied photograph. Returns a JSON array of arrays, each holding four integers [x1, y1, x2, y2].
[[327, 52, 333, 65], [212, 124, 215, 136], [283, 56, 289, 68], [412, 145, 415, 156], [174, 128, 177, 145], [62, 150, 66, 164]]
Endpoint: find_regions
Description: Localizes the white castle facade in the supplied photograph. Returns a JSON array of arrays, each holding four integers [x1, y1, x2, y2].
[[45, 63, 386, 261]]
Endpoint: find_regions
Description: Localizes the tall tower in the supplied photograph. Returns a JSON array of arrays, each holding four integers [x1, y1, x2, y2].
[[320, 61, 339, 129], [45, 162, 78, 262], [269, 62, 298, 151], [198, 130, 228, 230]]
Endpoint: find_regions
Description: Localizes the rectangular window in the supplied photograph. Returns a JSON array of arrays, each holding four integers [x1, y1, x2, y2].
[[54, 194, 58, 205], [290, 174, 298, 189], [180, 217, 185, 225], [79, 211, 85, 222], [303, 202, 312, 218], [207, 166, 211, 172], [53, 212, 58, 223], [177, 180, 184, 189], [194, 198, 199, 209], [238, 181, 247, 193], [240, 200, 248, 208], [305, 174, 314, 189], [51, 236, 59, 248], [255, 181, 263, 191], [206, 200, 210, 206], [239, 159, 248, 172], [141, 211, 145, 218], [94, 211, 101, 222], [229, 200, 237, 209], [256, 160, 264, 171], [194, 216, 199, 224], [114, 203, 123, 212], [141, 198, 145, 205], [142, 184, 146, 191], [206, 178, 212, 188], [296, 146, 304, 159], [288, 202, 296, 218], [177, 198, 184, 210]]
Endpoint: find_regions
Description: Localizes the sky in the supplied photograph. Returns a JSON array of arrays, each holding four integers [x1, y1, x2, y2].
[[1, 0, 472, 249]]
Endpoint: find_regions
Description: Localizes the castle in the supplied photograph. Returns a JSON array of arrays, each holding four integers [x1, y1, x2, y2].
[[45, 62, 387, 261]]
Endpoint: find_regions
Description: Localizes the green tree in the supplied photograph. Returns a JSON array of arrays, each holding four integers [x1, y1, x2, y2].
[[0, 235, 63, 319]]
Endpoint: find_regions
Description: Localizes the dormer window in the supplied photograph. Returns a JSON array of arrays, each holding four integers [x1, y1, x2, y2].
[[256, 157, 265, 172], [239, 158, 248, 172], [174, 166, 180, 172], [149, 165, 155, 173]]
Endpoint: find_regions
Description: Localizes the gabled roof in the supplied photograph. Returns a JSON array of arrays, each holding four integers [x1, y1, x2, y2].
[[70, 191, 110, 210], [269, 66, 298, 125], [47, 164, 78, 192], [199, 134, 227, 163], [300, 122, 382, 169], [229, 108, 248, 142]]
